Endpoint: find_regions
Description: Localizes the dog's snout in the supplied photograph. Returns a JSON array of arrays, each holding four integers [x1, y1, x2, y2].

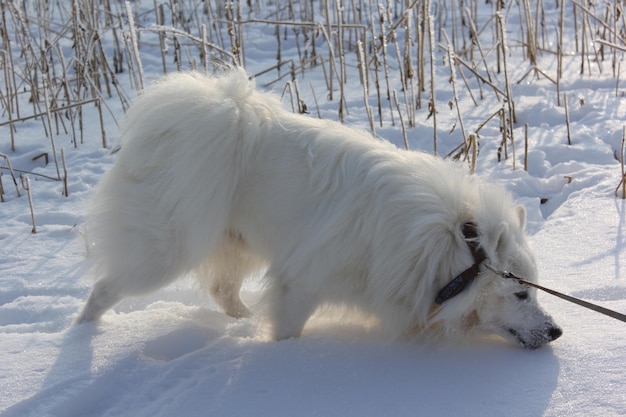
[[507, 325, 562, 348], [548, 326, 562, 342]]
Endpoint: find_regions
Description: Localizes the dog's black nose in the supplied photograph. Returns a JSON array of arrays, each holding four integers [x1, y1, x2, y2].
[[548, 326, 562, 341]]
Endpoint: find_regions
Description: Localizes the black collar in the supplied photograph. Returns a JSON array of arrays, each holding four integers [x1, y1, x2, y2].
[[435, 222, 486, 305]]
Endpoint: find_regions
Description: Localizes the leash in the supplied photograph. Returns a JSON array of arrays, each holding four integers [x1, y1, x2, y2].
[[484, 263, 626, 324], [435, 221, 626, 323], [435, 222, 486, 305]]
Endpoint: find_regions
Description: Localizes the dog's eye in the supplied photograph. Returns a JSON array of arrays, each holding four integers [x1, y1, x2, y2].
[[514, 291, 529, 301]]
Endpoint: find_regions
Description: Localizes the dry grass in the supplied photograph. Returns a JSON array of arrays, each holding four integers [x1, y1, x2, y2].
[[1, 0, 625, 214]]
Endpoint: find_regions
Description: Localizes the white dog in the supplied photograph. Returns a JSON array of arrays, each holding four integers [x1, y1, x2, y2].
[[78, 69, 561, 349]]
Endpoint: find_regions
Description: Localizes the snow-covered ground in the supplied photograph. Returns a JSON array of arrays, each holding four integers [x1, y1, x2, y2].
[[1, 1, 626, 416]]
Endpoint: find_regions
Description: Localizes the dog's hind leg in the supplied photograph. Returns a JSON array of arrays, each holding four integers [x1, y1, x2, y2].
[[198, 234, 265, 319], [77, 242, 184, 323], [77, 279, 122, 322], [77, 265, 180, 323]]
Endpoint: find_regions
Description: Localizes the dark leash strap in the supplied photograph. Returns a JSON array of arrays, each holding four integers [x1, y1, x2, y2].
[[435, 222, 626, 323], [435, 222, 486, 305], [484, 264, 626, 324]]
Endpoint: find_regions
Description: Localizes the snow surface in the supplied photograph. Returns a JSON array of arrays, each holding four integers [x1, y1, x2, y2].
[[1, 2, 626, 416]]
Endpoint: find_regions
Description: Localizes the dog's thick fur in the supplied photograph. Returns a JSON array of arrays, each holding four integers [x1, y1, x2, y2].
[[78, 69, 561, 348]]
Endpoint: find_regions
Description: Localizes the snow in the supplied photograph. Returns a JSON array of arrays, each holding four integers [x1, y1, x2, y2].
[[2, 1, 626, 416]]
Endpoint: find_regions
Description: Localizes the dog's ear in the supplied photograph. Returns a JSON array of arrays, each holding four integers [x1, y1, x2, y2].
[[495, 221, 509, 252], [514, 204, 527, 231], [494, 205, 526, 253]]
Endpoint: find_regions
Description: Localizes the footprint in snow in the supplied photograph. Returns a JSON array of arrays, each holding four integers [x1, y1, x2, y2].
[[141, 326, 214, 362]]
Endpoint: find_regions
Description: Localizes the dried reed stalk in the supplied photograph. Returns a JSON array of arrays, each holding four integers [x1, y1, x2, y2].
[[427, 13, 437, 154], [357, 40, 376, 136], [442, 30, 468, 147], [564, 93, 572, 145], [125, 1, 144, 91], [524, 124, 529, 171], [393, 90, 409, 150], [23, 176, 36, 234], [61, 149, 68, 197], [616, 127, 626, 199], [496, 12, 516, 168], [468, 134, 478, 175], [0, 153, 20, 198]]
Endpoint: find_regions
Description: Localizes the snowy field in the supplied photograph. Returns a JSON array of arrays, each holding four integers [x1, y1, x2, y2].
[[1, 1, 626, 416]]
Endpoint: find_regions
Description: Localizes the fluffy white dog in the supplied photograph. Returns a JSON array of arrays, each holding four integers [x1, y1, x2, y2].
[[78, 69, 561, 348]]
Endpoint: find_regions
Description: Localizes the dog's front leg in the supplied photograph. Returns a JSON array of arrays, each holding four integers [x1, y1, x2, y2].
[[267, 275, 319, 341]]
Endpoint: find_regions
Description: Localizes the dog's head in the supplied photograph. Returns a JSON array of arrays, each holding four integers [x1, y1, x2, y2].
[[431, 204, 562, 349]]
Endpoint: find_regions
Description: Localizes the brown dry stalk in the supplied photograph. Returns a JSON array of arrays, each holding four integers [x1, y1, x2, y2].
[[469, 134, 478, 175], [564, 93, 572, 145], [393, 90, 409, 150], [524, 124, 529, 172], [125, 1, 144, 91], [0, 153, 20, 198], [442, 30, 468, 147], [23, 176, 36, 234], [616, 127, 626, 199], [427, 12, 437, 154], [61, 149, 68, 198], [357, 40, 376, 136], [378, 7, 396, 127], [280, 81, 297, 113], [622, 126, 626, 199], [496, 12, 516, 168], [42, 82, 61, 180]]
